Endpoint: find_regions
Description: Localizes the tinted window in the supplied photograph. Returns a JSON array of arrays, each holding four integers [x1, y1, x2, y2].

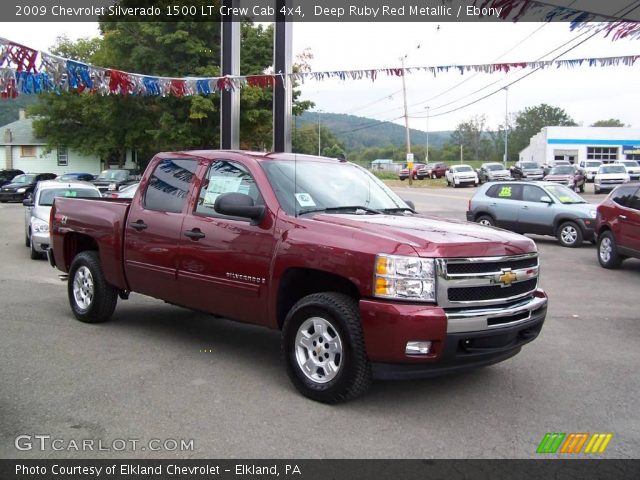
[[522, 185, 547, 203], [521, 163, 538, 169], [612, 186, 638, 208], [39, 188, 101, 206], [628, 190, 640, 211], [195, 160, 262, 218], [144, 159, 197, 213], [486, 184, 522, 200]]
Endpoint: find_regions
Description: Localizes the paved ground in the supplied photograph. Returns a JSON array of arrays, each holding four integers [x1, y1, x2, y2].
[[1, 187, 638, 459]]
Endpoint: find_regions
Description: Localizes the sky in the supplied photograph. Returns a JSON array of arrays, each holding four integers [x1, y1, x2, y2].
[[1, 20, 639, 133]]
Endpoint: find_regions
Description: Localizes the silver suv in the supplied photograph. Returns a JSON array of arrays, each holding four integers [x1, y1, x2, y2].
[[466, 181, 597, 247]]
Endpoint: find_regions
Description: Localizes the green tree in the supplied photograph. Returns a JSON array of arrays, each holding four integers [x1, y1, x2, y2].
[[292, 124, 344, 156], [591, 119, 626, 127], [450, 115, 486, 161]]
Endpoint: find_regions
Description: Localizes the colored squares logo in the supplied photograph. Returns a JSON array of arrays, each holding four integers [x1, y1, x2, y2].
[[537, 433, 612, 454]]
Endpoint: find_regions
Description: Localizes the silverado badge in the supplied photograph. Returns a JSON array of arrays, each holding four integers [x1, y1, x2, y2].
[[497, 269, 517, 287]]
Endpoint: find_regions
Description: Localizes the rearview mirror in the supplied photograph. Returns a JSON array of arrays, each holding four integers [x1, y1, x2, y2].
[[540, 196, 553, 204], [404, 200, 416, 211], [214, 192, 265, 224], [22, 198, 34, 207]]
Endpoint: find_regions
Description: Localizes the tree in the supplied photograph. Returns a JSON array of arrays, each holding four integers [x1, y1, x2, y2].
[[591, 119, 626, 127], [509, 104, 577, 161], [450, 115, 486, 161], [292, 124, 344, 156]]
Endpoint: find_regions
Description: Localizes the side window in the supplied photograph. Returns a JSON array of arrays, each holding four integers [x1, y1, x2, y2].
[[195, 160, 262, 218], [611, 186, 637, 208], [144, 158, 197, 213], [522, 185, 547, 203], [626, 188, 640, 211], [487, 184, 522, 200]]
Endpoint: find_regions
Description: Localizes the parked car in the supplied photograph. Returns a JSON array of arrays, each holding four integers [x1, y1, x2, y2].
[[594, 164, 630, 194], [614, 160, 640, 181], [467, 181, 597, 247], [93, 168, 140, 194], [23, 180, 101, 259], [0, 169, 24, 187], [543, 165, 586, 193], [416, 162, 448, 179], [57, 172, 95, 182], [445, 164, 479, 188], [478, 162, 511, 184], [398, 163, 426, 181], [0, 173, 56, 202], [510, 161, 544, 180], [106, 182, 139, 199], [596, 183, 640, 268], [577, 160, 602, 182]]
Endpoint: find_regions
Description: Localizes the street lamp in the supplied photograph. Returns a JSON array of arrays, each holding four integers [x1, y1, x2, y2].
[[503, 87, 509, 167]]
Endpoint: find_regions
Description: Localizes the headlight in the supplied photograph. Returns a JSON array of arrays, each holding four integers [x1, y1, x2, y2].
[[31, 218, 49, 233], [374, 254, 436, 302], [589, 210, 597, 219], [108, 183, 117, 191], [17, 188, 26, 193]]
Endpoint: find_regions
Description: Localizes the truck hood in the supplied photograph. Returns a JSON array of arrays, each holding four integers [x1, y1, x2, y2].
[[544, 174, 573, 181], [311, 213, 535, 257]]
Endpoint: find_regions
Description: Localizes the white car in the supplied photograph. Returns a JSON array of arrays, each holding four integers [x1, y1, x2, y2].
[[614, 159, 640, 181], [593, 164, 630, 194], [577, 160, 602, 182], [23, 180, 102, 259], [445, 164, 479, 188]]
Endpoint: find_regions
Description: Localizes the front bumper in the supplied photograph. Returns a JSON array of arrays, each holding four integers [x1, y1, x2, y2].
[[0, 191, 24, 202], [31, 232, 50, 253], [523, 173, 544, 180], [576, 218, 596, 240], [360, 292, 547, 379]]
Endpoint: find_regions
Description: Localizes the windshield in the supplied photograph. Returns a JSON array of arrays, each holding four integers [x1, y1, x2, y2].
[[586, 161, 601, 168], [10, 174, 36, 184], [545, 185, 587, 204], [550, 166, 574, 175], [261, 160, 409, 215], [600, 165, 626, 174], [485, 164, 504, 171], [455, 166, 473, 172], [521, 163, 539, 169], [38, 188, 101, 206], [619, 161, 639, 167], [96, 170, 128, 181]]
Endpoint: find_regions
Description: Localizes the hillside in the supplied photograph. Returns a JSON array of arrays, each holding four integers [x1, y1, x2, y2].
[[296, 111, 451, 150]]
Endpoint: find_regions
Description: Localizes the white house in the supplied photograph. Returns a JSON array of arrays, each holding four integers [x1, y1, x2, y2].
[[519, 126, 640, 165], [1, 112, 136, 175]]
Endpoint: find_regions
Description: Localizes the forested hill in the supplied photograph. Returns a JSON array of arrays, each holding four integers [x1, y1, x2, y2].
[[296, 111, 451, 150]]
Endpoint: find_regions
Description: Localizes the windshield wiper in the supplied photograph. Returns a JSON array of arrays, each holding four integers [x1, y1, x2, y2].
[[298, 206, 382, 216], [381, 207, 415, 214]]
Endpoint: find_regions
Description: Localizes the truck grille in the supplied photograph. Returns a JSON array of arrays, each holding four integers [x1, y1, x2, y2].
[[436, 253, 539, 308]]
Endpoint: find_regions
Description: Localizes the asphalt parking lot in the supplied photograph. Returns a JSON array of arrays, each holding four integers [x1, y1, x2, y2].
[[1, 186, 639, 459]]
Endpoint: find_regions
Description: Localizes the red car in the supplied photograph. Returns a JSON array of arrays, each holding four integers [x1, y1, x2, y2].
[[417, 162, 449, 180], [596, 182, 640, 268], [398, 163, 425, 181]]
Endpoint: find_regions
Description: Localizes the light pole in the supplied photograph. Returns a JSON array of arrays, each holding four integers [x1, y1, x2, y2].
[[317, 109, 322, 156], [425, 106, 430, 164], [400, 55, 413, 185], [503, 87, 509, 167]]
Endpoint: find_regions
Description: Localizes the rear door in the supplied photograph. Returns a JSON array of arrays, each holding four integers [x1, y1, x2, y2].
[[484, 183, 523, 230], [176, 158, 277, 325], [518, 185, 555, 235], [124, 157, 199, 303], [619, 187, 640, 253]]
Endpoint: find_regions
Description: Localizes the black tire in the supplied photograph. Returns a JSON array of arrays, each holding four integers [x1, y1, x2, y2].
[[431, 173, 436, 179], [68, 251, 118, 323], [25, 231, 30, 247], [30, 239, 42, 260], [282, 292, 371, 403], [579, 184, 585, 193], [597, 231, 623, 269], [557, 221, 583, 248], [476, 214, 495, 227]]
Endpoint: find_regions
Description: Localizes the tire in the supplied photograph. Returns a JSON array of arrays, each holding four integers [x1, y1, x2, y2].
[[68, 251, 118, 323], [579, 184, 585, 193], [557, 221, 583, 248], [594, 186, 601, 194], [400, 178, 405, 181], [597, 231, 623, 269], [25, 231, 30, 248], [30, 239, 42, 260], [431, 173, 436, 179], [452, 181, 458, 188], [282, 292, 371, 404], [476, 214, 495, 227]]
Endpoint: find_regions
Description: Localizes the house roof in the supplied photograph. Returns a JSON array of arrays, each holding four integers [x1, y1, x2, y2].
[[0, 118, 46, 146]]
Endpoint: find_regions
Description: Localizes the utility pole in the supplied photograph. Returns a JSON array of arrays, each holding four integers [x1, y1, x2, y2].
[[400, 55, 413, 185], [460, 143, 463, 164], [317, 110, 322, 156], [503, 87, 509, 167], [425, 106, 430, 163]]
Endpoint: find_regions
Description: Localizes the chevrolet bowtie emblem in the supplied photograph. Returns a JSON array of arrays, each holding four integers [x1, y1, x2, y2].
[[498, 269, 517, 287]]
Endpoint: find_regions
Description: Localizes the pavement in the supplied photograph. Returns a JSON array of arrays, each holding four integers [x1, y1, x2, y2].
[[0, 186, 638, 459]]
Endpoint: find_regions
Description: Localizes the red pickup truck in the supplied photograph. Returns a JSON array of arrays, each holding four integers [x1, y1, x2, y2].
[[48, 151, 548, 403]]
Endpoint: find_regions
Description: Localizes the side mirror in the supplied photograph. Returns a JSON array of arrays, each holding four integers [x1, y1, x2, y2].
[[22, 198, 34, 207], [404, 200, 416, 211], [540, 196, 553, 204], [214, 192, 265, 224]]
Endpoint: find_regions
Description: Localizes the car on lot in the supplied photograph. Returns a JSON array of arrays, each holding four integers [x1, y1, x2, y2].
[[543, 165, 586, 193], [92, 168, 140, 194], [467, 181, 597, 247], [577, 160, 602, 182], [0, 172, 56, 202], [445, 164, 479, 188], [416, 162, 448, 179], [57, 172, 96, 182], [0, 169, 24, 187], [594, 164, 630, 194], [596, 183, 640, 268], [398, 163, 426, 181], [105, 182, 139, 199], [510, 161, 544, 180], [23, 180, 102, 259], [614, 159, 640, 181], [477, 162, 511, 183]]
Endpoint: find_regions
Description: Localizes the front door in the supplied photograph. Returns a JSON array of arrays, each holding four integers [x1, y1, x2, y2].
[[518, 185, 555, 235]]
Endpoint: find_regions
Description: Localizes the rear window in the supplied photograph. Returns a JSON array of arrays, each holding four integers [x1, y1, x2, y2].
[[611, 186, 638, 207], [39, 188, 101, 206], [486, 184, 522, 200], [144, 159, 198, 213]]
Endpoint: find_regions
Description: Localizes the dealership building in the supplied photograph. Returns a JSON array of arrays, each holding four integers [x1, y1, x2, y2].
[[519, 126, 640, 165]]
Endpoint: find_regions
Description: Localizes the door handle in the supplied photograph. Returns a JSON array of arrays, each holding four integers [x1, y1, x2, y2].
[[489, 203, 497, 207], [130, 220, 148, 231], [184, 228, 205, 240]]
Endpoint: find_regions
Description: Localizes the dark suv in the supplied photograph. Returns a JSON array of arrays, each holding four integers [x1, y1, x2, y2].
[[596, 183, 640, 268], [0, 172, 56, 202], [0, 169, 24, 187], [417, 162, 448, 179], [510, 162, 544, 180], [93, 168, 141, 195]]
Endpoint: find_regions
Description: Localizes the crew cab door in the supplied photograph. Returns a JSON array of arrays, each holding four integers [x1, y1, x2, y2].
[[124, 157, 199, 303], [484, 183, 523, 231], [619, 187, 640, 253], [176, 158, 277, 325]]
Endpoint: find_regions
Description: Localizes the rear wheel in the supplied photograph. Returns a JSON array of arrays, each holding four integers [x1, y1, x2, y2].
[[597, 231, 623, 269], [282, 292, 371, 403], [476, 215, 495, 227], [30, 239, 42, 260], [68, 251, 118, 323], [25, 230, 30, 247], [557, 221, 583, 248]]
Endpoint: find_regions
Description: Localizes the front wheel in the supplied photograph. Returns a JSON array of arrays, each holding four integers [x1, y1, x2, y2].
[[30, 239, 42, 260], [557, 221, 583, 248], [68, 251, 118, 323], [597, 231, 623, 269], [282, 292, 371, 403], [476, 215, 495, 227]]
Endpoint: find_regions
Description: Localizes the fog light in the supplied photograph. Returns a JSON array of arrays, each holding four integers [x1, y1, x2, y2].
[[406, 341, 432, 355]]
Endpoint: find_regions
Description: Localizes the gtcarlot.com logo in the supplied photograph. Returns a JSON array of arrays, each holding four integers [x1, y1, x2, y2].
[[15, 435, 194, 452], [536, 432, 612, 454]]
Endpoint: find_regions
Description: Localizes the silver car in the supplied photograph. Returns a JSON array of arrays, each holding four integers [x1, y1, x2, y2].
[[24, 180, 101, 259], [466, 181, 597, 247]]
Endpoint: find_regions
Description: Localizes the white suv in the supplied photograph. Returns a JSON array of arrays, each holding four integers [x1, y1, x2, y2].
[[577, 160, 602, 182], [445, 164, 479, 188], [614, 160, 640, 181]]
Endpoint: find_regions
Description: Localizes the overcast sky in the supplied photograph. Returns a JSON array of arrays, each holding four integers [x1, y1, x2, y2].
[[1, 20, 638, 132]]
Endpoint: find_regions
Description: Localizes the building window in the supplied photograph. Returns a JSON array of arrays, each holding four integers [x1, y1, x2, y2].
[[626, 154, 640, 161], [587, 147, 618, 162], [21, 146, 36, 157], [57, 147, 68, 166]]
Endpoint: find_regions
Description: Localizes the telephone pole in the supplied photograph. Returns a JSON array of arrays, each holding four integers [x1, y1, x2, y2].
[[400, 55, 412, 185]]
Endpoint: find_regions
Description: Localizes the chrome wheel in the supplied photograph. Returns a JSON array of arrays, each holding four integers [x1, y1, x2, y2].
[[294, 317, 343, 384], [72, 266, 94, 311], [560, 225, 578, 245], [479, 219, 492, 226], [599, 236, 612, 263]]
